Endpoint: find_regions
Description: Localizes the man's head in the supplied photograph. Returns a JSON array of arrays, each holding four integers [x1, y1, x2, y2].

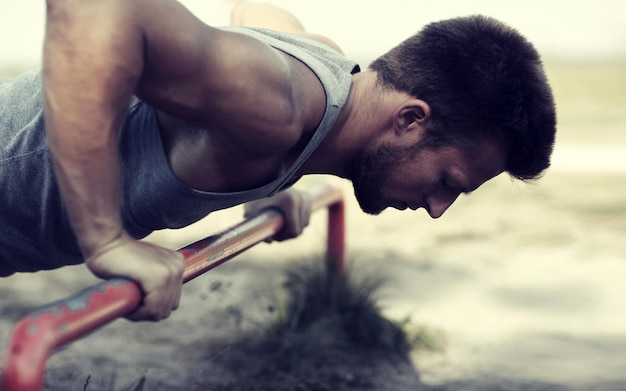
[[369, 14, 556, 180], [352, 15, 556, 216]]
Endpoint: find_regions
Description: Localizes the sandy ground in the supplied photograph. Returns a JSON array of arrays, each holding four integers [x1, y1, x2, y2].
[[1, 61, 625, 390]]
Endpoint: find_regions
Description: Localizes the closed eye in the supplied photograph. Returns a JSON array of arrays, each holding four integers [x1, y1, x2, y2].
[[440, 173, 455, 189], [441, 173, 471, 194]]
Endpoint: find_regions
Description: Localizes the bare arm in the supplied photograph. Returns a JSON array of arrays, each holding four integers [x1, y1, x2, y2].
[[44, 0, 143, 255], [44, 0, 301, 237], [43, 0, 185, 321], [43, 0, 319, 320]]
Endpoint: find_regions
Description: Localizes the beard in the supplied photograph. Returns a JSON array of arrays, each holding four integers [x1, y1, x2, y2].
[[349, 142, 422, 215], [349, 145, 394, 215]]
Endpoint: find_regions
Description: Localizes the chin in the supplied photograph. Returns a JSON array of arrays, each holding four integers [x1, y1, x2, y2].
[[351, 181, 386, 216], [362, 208, 383, 216], [355, 198, 385, 216]]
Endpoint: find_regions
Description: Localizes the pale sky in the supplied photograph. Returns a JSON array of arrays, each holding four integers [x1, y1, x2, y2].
[[1, 0, 625, 69]]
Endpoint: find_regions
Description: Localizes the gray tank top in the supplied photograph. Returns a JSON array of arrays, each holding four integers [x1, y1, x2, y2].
[[0, 27, 359, 275]]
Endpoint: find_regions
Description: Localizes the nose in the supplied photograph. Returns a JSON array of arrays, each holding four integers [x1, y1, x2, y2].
[[425, 190, 461, 219]]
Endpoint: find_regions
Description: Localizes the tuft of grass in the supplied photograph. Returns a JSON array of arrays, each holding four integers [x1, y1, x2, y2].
[[395, 316, 447, 353], [201, 259, 430, 390], [67, 258, 441, 390], [277, 262, 412, 354], [124, 372, 147, 391]]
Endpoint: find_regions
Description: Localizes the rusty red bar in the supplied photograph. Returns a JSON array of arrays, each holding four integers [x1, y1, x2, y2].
[[1, 182, 344, 391]]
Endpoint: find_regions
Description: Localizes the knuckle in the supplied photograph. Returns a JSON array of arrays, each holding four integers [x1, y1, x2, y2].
[[153, 264, 171, 280], [282, 194, 297, 208], [142, 302, 168, 321], [159, 311, 171, 321]]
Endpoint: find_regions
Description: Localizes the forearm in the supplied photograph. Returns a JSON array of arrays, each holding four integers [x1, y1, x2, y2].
[[43, 0, 144, 256]]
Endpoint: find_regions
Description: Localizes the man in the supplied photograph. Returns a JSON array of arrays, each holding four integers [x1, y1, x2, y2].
[[0, 0, 555, 321]]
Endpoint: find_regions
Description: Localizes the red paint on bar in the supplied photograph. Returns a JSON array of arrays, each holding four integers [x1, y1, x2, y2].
[[1, 280, 141, 391], [327, 201, 346, 274]]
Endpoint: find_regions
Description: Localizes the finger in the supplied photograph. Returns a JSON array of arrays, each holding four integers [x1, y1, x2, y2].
[[127, 254, 183, 321], [125, 302, 164, 322], [290, 191, 310, 237], [131, 288, 176, 322], [300, 192, 312, 231], [161, 254, 184, 313]]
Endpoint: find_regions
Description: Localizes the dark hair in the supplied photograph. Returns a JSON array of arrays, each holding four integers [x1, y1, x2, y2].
[[369, 15, 556, 180]]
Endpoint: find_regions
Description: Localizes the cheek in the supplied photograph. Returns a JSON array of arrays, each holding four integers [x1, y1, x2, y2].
[[385, 166, 434, 196]]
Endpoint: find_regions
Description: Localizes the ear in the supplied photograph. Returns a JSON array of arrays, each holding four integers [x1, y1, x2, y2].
[[392, 99, 431, 143]]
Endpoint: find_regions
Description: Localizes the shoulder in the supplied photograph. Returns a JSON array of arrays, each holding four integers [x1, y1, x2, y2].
[[220, 26, 357, 109], [153, 26, 329, 157]]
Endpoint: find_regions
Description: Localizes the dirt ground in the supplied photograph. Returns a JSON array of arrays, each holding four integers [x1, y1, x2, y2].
[[1, 61, 625, 391]]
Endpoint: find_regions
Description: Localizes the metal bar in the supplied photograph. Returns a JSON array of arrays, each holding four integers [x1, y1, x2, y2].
[[326, 201, 346, 274], [308, 182, 346, 274], [1, 182, 344, 391]]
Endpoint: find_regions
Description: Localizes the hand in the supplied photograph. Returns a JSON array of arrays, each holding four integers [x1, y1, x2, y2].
[[244, 188, 313, 242], [85, 233, 184, 322]]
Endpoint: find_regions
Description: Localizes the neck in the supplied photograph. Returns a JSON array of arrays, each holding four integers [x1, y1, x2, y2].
[[297, 71, 389, 179]]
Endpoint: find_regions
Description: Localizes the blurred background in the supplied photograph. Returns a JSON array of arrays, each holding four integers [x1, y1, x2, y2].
[[1, 1, 626, 390], [2, 0, 625, 164], [2, 0, 626, 67]]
